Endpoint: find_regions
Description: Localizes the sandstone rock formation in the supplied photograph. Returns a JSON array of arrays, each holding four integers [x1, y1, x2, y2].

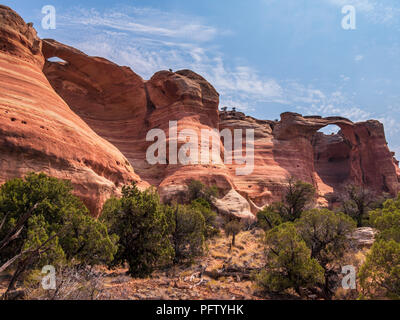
[[213, 189, 254, 220], [1, 5, 399, 219], [42, 39, 236, 206], [0, 5, 145, 216], [348, 227, 377, 249], [220, 111, 400, 209]]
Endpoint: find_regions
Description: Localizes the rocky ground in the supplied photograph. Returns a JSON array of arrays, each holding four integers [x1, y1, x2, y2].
[[0, 229, 267, 300], [98, 229, 266, 300], [0, 227, 374, 300]]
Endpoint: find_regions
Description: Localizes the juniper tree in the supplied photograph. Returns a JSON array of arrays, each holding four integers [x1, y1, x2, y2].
[[101, 184, 174, 277]]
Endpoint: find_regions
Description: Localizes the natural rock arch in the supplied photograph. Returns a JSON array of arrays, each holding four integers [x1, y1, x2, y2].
[[272, 112, 400, 200], [312, 124, 352, 196]]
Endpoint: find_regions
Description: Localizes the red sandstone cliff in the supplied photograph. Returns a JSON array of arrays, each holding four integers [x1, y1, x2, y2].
[[220, 111, 400, 210], [1, 5, 399, 218], [0, 5, 146, 216], [42, 40, 235, 199]]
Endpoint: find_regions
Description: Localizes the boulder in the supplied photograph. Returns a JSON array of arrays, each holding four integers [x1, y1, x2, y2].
[[349, 227, 378, 249]]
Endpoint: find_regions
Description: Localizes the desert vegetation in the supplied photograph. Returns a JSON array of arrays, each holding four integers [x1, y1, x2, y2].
[[255, 179, 357, 299], [1, 174, 399, 300], [358, 195, 400, 299], [0, 173, 117, 299]]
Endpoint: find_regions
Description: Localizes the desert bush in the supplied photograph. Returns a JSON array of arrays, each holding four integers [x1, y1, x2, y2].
[[223, 219, 243, 249], [0, 173, 117, 267], [278, 177, 316, 222], [24, 265, 107, 300], [358, 240, 400, 299], [369, 194, 400, 242], [101, 183, 174, 277], [255, 222, 324, 296], [0, 173, 117, 296], [256, 205, 283, 231], [339, 185, 378, 227], [259, 177, 315, 224], [190, 198, 219, 238], [172, 205, 206, 264], [358, 194, 400, 299], [296, 209, 356, 268], [255, 208, 356, 299], [296, 209, 356, 299], [187, 179, 218, 204]]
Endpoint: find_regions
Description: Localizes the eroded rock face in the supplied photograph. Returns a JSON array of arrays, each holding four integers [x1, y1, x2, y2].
[[0, 5, 145, 216], [41, 40, 400, 217], [220, 111, 400, 209], [1, 5, 399, 219], [43, 41, 235, 203]]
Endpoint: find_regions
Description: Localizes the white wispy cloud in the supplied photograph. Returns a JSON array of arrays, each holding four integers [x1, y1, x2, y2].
[[60, 6, 219, 42], [55, 6, 285, 111], [294, 87, 372, 122], [53, 5, 393, 128], [196, 58, 284, 107], [355, 54, 364, 62]]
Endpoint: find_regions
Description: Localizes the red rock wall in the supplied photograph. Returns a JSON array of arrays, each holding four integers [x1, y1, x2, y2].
[[41, 40, 400, 216], [42, 43, 235, 201], [1, 5, 399, 218], [220, 112, 400, 209], [0, 6, 145, 216]]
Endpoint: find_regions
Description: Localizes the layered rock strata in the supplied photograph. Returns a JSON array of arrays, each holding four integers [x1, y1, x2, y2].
[[1, 5, 399, 218]]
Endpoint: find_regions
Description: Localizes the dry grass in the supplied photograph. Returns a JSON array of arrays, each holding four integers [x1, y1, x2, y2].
[[95, 228, 266, 300], [0, 227, 374, 300]]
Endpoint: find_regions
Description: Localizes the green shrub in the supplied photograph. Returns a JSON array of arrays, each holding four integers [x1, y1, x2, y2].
[[187, 179, 218, 204], [296, 209, 356, 269], [279, 177, 316, 222], [256, 206, 283, 231], [101, 183, 174, 277], [255, 223, 324, 296], [255, 209, 356, 298], [190, 198, 219, 238], [339, 185, 376, 227], [359, 194, 400, 299], [369, 195, 400, 242], [258, 177, 315, 224], [223, 219, 243, 248], [0, 173, 117, 269], [359, 240, 400, 299], [172, 205, 206, 264]]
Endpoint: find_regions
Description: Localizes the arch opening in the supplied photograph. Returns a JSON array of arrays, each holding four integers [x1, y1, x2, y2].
[[319, 124, 341, 135], [313, 125, 351, 193], [47, 57, 64, 63], [46, 56, 68, 64]]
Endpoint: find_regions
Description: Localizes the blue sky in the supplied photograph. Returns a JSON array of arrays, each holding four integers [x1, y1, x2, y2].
[[4, 0, 400, 154]]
